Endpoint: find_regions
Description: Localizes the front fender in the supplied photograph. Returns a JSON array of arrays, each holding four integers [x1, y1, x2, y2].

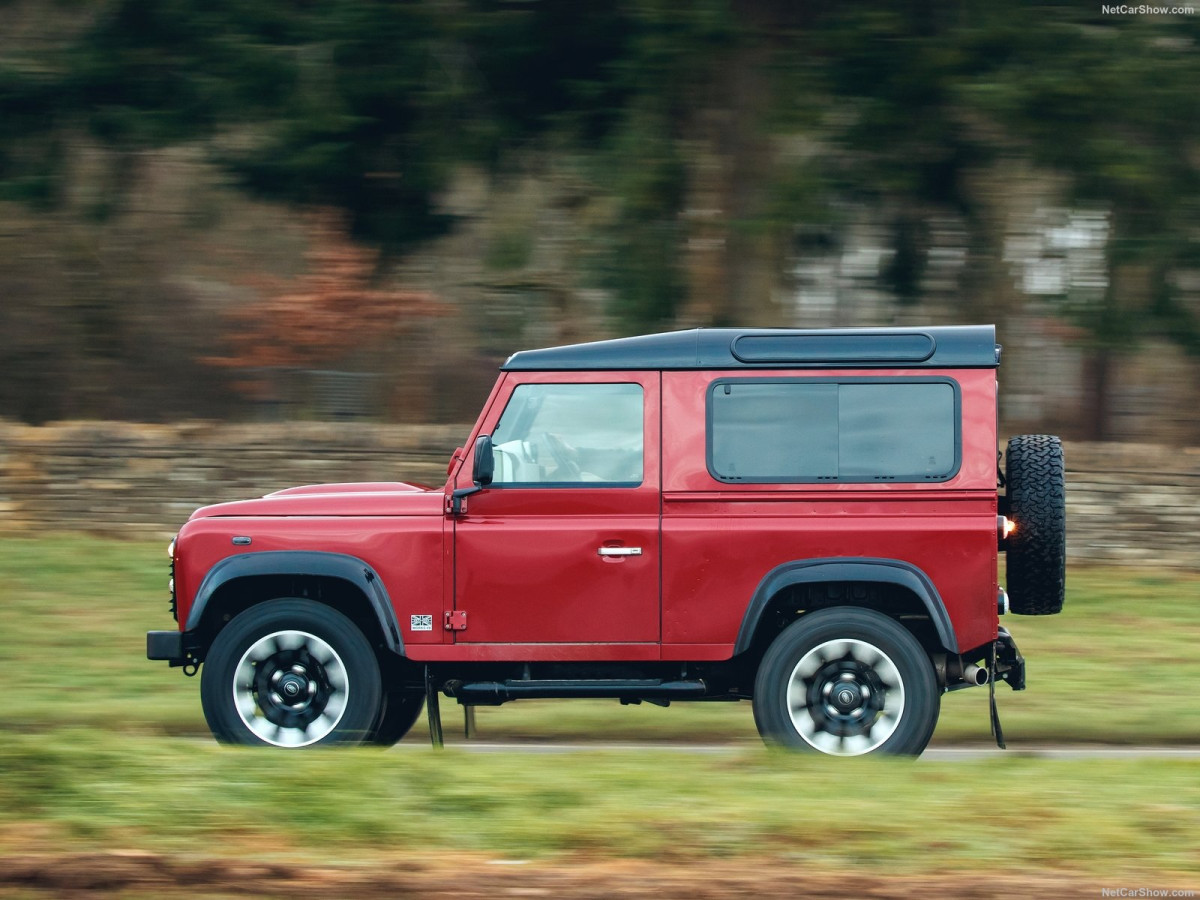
[[733, 557, 958, 655], [185, 551, 404, 654]]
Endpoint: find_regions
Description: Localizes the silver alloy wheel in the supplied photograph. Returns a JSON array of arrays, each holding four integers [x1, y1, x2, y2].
[[233, 629, 349, 747], [786, 638, 906, 756]]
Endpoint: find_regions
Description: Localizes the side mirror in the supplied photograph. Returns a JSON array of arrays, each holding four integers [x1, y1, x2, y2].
[[450, 435, 492, 516], [472, 434, 494, 487]]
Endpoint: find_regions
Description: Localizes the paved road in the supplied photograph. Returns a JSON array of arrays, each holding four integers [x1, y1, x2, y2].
[[923, 745, 1200, 760], [404, 740, 1200, 759]]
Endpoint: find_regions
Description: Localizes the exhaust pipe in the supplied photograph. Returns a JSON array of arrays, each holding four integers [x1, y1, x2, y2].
[[961, 664, 989, 686]]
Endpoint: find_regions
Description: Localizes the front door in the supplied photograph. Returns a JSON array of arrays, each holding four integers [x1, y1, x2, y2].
[[453, 372, 660, 644]]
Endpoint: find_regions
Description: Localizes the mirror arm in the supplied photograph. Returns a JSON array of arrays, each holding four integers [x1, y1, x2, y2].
[[449, 433, 493, 515]]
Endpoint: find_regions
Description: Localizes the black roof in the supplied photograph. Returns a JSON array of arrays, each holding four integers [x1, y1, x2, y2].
[[502, 325, 999, 371]]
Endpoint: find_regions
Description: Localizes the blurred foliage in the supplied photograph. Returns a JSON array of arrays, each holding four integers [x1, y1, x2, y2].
[[1, 1, 1199, 429], [201, 208, 450, 403], [1, 732, 1198, 877]]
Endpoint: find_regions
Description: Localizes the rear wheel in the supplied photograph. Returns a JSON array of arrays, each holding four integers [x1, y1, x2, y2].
[[752, 608, 939, 756], [201, 599, 382, 747]]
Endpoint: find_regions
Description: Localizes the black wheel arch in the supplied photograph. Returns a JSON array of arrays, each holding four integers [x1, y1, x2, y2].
[[733, 558, 959, 657], [185, 551, 405, 657]]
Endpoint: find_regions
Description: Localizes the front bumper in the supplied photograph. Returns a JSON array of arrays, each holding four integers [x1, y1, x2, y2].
[[146, 630, 199, 668]]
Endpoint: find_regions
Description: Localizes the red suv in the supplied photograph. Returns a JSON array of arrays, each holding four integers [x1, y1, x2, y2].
[[148, 325, 1065, 756]]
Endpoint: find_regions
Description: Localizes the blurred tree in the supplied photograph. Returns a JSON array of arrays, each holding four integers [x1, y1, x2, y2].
[[968, 9, 1200, 439], [2, 0, 1199, 435], [202, 209, 449, 408], [798, 2, 1200, 438], [597, 1, 742, 328], [0, 205, 235, 423], [54, 0, 648, 247], [799, 2, 1066, 332]]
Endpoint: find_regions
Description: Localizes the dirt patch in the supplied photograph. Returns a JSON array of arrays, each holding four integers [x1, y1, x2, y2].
[[0, 852, 1189, 899]]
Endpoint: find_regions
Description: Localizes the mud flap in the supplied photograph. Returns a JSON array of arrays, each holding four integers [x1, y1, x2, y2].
[[426, 665, 444, 748], [989, 642, 1006, 750], [988, 628, 1027, 749]]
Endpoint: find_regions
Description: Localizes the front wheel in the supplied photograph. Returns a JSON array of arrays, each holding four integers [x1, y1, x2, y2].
[[752, 608, 939, 756], [201, 599, 382, 748], [368, 690, 426, 746]]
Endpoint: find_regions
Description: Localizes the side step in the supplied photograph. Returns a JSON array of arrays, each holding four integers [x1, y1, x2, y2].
[[444, 678, 707, 704]]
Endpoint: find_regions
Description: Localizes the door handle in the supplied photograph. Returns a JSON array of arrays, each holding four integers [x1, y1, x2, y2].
[[598, 547, 643, 557]]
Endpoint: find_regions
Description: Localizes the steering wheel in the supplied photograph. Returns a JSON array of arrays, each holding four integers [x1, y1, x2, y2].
[[542, 432, 582, 479]]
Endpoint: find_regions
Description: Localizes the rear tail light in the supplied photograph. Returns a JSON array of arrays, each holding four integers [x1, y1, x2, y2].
[[997, 515, 1016, 549]]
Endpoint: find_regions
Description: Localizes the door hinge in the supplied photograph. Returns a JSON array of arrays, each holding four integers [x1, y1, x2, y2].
[[444, 610, 468, 632]]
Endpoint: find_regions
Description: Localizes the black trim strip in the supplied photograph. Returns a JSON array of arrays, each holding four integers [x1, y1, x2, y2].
[[731, 332, 935, 364], [503, 325, 998, 371]]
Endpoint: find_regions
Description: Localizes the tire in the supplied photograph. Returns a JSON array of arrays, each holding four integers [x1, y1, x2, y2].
[[752, 608, 940, 757], [201, 598, 382, 748], [1005, 434, 1066, 615], [368, 690, 426, 746]]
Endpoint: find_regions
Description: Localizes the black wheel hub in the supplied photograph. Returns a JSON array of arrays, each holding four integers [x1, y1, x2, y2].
[[277, 672, 308, 700], [252, 649, 333, 730], [809, 660, 886, 736]]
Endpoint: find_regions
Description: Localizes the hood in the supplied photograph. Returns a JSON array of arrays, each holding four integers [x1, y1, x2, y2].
[[189, 481, 446, 519]]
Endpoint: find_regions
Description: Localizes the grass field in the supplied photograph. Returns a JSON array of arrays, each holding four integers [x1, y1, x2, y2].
[[0, 733, 1198, 878], [1, 535, 1198, 886]]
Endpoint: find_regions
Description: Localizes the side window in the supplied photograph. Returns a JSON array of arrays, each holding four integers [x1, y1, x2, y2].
[[491, 383, 644, 486], [708, 378, 959, 483]]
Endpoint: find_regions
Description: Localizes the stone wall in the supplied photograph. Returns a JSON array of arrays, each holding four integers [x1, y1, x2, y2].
[[1, 421, 1197, 569], [1062, 441, 1200, 569], [0, 421, 468, 537]]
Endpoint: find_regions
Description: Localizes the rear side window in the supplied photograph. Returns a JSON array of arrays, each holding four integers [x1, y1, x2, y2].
[[707, 378, 960, 483]]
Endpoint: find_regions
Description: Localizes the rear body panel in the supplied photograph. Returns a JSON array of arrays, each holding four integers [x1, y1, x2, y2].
[[659, 367, 999, 656]]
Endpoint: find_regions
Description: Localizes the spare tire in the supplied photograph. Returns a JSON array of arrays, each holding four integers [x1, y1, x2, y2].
[[1005, 434, 1066, 615]]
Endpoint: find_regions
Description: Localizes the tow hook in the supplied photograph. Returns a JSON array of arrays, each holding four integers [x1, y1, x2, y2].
[[994, 627, 1026, 691]]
